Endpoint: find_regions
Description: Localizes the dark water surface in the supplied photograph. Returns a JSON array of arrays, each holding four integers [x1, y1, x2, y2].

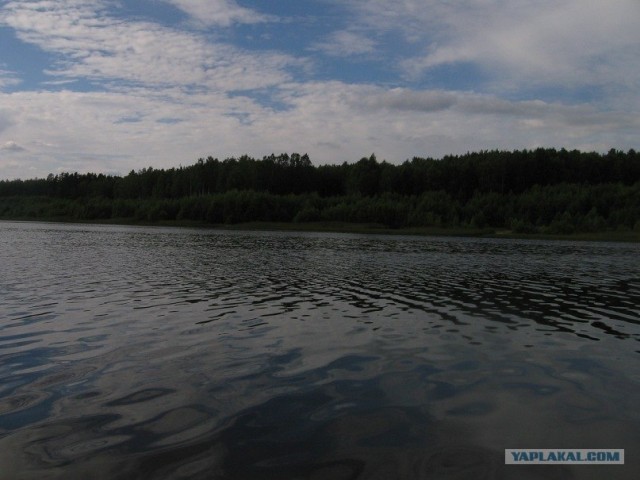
[[1, 221, 638, 479]]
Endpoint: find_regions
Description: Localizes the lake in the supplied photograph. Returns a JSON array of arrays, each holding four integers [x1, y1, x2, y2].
[[0, 221, 638, 479]]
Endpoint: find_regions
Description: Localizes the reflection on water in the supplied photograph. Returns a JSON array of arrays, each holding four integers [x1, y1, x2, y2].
[[0, 221, 638, 479]]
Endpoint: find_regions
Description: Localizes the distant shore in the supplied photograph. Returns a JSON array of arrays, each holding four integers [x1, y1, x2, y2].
[[2, 149, 639, 240], [208, 221, 640, 242], [3, 217, 638, 242]]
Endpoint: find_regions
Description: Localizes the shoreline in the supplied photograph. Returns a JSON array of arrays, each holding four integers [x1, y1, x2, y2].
[[2, 217, 639, 242]]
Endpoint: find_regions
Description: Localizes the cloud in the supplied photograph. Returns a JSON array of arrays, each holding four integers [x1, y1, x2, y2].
[[163, 0, 277, 27], [0, 140, 25, 152], [312, 30, 377, 57], [0, 0, 296, 90], [0, 109, 13, 135], [337, 0, 640, 96], [0, 68, 20, 90], [1, 82, 638, 180], [354, 88, 456, 113], [345, 87, 628, 124], [0, 87, 278, 176], [242, 82, 640, 164]]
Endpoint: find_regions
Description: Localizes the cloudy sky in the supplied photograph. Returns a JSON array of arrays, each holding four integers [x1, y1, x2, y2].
[[1, 0, 639, 179]]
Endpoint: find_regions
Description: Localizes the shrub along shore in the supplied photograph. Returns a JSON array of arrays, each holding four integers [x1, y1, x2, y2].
[[1, 148, 639, 240]]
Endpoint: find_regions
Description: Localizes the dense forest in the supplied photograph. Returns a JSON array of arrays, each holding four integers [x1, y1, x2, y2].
[[1, 148, 639, 234]]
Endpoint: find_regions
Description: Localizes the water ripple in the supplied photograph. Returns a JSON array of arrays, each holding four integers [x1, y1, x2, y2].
[[1, 222, 639, 478]]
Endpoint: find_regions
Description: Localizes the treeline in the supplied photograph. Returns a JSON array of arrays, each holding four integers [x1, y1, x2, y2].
[[1, 148, 639, 233], [2, 149, 640, 200]]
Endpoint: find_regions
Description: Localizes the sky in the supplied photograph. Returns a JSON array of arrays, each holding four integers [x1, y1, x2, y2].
[[0, 0, 639, 179]]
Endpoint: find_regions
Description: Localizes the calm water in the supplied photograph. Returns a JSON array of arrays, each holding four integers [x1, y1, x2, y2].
[[0, 221, 638, 479]]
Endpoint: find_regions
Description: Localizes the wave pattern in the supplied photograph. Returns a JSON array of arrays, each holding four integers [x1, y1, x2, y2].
[[0, 222, 639, 479]]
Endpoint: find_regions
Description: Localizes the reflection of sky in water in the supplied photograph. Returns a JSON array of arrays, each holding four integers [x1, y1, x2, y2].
[[0, 222, 638, 479]]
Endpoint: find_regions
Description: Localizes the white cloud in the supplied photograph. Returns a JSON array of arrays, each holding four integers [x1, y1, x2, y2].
[[0, 0, 295, 90], [312, 30, 377, 57], [0, 140, 25, 152], [0, 109, 13, 135], [339, 0, 640, 95], [269, 83, 639, 157], [0, 68, 20, 90], [163, 0, 277, 27], [0, 86, 279, 177], [1, 82, 638, 180]]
